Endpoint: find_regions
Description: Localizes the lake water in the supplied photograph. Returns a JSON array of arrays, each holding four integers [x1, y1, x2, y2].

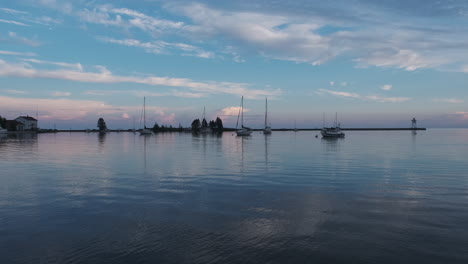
[[1, 129, 467, 263]]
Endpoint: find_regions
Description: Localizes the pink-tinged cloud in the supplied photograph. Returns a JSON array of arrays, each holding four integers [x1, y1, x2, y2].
[[433, 98, 464, 104], [0, 59, 280, 99], [317, 88, 409, 103], [0, 95, 168, 122]]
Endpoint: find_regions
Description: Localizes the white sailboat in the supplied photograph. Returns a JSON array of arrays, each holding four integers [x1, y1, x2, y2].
[[263, 97, 272, 134], [321, 112, 345, 138], [140, 97, 152, 135], [200, 106, 212, 134], [236, 96, 252, 136]]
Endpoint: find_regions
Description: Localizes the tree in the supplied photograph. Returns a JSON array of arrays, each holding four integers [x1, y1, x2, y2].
[[201, 118, 208, 128], [152, 122, 160, 132], [215, 117, 223, 132], [191, 119, 201, 132], [97, 118, 107, 131], [0, 115, 6, 129], [209, 120, 215, 129]]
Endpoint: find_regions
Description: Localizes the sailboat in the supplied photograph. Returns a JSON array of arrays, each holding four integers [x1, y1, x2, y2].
[[139, 97, 152, 135], [293, 120, 298, 132], [321, 112, 344, 138], [200, 106, 212, 134], [263, 97, 272, 134], [236, 96, 252, 136]]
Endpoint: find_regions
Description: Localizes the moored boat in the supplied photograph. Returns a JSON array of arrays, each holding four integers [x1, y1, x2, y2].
[[236, 96, 252, 136]]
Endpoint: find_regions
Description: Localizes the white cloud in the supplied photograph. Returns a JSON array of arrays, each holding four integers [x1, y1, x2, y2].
[[99, 37, 215, 59], [22, 58, 83, 71], [78, 5, 183, 33], [0, 50, 36, 56], [23, 16, 63, 26], [218, 106, 250, 116], [329, 81, 334, 86], [34, 0, 73, 13], [381, 84, 392, 91], [122, 113, 130, 119], [0, 95, 169, 121], [5, 32, 41, 47], [341, 81, 347, 87], [0, 59, 280, 99], [178, 3, 331, 65], [433, 98, 464, 104], [0, 19, 29, 26], [3, 89, 28, 94], [318, 88, 409, 103], [0, 8, 28, 15], [51, 91, 71, 97]]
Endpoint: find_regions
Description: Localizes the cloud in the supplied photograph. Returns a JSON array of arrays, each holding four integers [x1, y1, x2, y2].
[[381, 84, 392, 91], [329, 81, 334, 86], [0, 59, 280, 99], [433, 98, 464, 104], [0, 95, 170, 122], [99, 37, 215, 58], [78, 5, 183, 33], [0, 50, 36, 56], [177, 3, 332, 65], [0, 8, 28, 15], [122, 113, 130, 119], [318, 88, 410, 103], [23, 16, 63, 26], [51, 91, 71, 97], [25, 1, 468, 72], [33, 0, 73, 13], [22, 58, 83, 71], [3, 89, 28, 94], [0, 19, 29, 26], [2, 32, 41, 47], [218, 106, 250, 116]]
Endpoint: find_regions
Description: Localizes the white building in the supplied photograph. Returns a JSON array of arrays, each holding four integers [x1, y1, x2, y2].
[[15, 116, 38, 130]]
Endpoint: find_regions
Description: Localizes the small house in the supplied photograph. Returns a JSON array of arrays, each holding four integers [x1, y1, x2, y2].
[[6, 120, 25, 131], [15, 116, 38, 130]]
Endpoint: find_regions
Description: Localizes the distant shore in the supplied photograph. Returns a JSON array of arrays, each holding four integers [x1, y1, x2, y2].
[[36, 127, 427, 133]]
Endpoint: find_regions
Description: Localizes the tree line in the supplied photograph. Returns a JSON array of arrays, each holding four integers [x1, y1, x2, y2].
[[95, 116, 224, 133], [0, 115, 6, 129]]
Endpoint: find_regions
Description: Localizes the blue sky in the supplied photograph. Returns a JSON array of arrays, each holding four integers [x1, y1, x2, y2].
[[0, 0, 467, 129]]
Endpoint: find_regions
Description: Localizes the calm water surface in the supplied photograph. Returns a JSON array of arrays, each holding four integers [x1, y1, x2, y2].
[[1, 130, 467, 263]]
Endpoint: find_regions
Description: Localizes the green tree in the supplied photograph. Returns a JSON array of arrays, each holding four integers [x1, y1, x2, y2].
[[152, 122, 160, 132], [215, 117, 223, 132], [201, 118, 208, 128], [97, 118, 107, 131], [191, 119, 201, 132], [0, 115, 6, 129]]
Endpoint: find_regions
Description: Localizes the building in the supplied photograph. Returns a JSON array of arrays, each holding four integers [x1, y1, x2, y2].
[[6, 120, 25, 131], [15, 116, 38, 130]]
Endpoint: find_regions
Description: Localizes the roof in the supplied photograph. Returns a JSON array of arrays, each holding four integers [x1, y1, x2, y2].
[[17, 116, 37, 121]]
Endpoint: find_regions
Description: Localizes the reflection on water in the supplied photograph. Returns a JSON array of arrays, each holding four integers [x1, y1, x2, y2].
[[1, 130, 468, 263]]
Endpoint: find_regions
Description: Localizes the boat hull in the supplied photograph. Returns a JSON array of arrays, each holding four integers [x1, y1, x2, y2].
[[321, 130, 345, 138], [139, 129, 152, 135], [236, 129, 252, 136]]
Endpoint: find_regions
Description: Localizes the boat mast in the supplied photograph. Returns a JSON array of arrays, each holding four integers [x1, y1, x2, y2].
[[265, 97, 268, 128], [335, 112, 338, 127], [241, 96, 244, 127], [143, 97, 146, 129]]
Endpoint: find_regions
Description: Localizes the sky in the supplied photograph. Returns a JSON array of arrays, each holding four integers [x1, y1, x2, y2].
[[0, 0, 467, 129]]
